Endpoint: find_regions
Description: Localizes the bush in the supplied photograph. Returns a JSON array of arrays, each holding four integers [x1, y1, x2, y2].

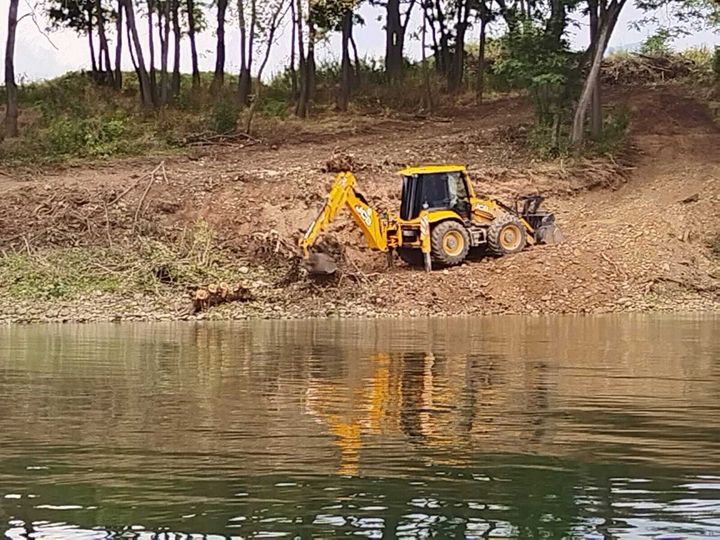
[[714, 47, 720, 80], [209, 97, 239, 134], [46, 114, 132, 157]]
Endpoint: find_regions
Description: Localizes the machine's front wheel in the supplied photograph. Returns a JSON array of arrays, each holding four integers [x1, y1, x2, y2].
[[431, 221, 471, 266], [488, 213, 527, 256]]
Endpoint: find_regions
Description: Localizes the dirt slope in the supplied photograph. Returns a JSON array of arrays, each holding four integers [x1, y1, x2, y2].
[[0, 85, 718, 321]]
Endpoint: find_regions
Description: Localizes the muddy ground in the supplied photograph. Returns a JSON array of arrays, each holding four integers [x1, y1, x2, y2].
[[0, 85, 718, 322]]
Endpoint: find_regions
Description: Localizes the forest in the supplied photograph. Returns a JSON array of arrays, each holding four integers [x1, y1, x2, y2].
[[1, 0, 718, 163]]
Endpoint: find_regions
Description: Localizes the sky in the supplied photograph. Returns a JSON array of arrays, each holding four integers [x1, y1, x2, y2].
[[1, 0, 718, 83]]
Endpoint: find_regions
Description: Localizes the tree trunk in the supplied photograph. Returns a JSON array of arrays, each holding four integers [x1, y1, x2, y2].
[[571, 0, 625, 144], [588, 0, 602, 138], [237, 0, 255, 105], [289, 0, 297, 98], [159, 0, 170, 104], [295, 0, 308, 117], [448, 0, 470, 93], [238, 0, 249, 102], [87, 12, 98, 75], [350, 33, 360, 79], [147, 0, 157, 102], [337, 9, 352, 111], [434, 0, 451, 75], [306, 1, 316, 103], [385, 0, 402, 78], [421, 7, 433, 112], [96, 0, 114, 86], [172, 0, 181, 96], [476, 15, 487, 103], [123, 0, 154, 106], [210, 0, 227, 92], [4, 0, 19, 138], [186, 0, 200, 87], [114, 0, 123, 89]]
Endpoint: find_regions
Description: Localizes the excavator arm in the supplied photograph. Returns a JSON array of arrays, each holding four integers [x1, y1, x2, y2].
[[300, 172, 389, 258]]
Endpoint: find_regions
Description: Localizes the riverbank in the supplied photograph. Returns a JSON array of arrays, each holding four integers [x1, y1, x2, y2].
[[1, 85, 718, 323]]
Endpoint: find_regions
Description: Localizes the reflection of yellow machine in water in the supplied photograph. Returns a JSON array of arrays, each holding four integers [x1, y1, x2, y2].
[[305, 353, 487, 475]]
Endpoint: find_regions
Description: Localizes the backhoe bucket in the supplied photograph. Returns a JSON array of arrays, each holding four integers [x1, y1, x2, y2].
[[303, 252, 338, 275]]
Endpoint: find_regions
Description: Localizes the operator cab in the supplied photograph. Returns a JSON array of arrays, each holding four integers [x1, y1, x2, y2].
[[398, 166, 472, 220]]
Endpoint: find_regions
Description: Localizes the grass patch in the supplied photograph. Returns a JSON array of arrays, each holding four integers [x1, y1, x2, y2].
[[0, 220, 248, 300]]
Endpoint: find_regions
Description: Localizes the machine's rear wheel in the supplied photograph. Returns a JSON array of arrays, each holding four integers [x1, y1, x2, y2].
[[397, 248, 424, 267], [431, 221, 470, 266], [488, 213, 527, 256]]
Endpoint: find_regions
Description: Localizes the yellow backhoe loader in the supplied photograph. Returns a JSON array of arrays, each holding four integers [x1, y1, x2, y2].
[[300, 165, 561, 273]]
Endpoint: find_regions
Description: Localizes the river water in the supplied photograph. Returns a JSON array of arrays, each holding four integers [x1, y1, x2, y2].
[[0, 316, 718, 539]]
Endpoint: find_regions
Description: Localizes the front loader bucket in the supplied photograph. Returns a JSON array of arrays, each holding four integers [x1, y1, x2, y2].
[[534, 222, 564, 245], [303, 252, 338, 275]]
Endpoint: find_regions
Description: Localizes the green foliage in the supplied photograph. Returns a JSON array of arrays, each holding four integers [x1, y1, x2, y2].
[[640, 28, 674, 55], [45, 114, 134, 157], [714, 47, 720, 80], [0, 248, 122, 300], [0, 221, 246, 300], [209, 97, 239, 134], [259, 96, 289, 118], [493, 20, 578, 152]]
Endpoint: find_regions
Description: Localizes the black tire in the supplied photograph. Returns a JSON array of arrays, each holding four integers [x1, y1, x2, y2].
[[397, 247, 424, 267], [488, 213, 527, 256], [431, 221, 471, 266]]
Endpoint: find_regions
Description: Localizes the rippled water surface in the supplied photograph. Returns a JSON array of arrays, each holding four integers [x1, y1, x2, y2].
[[1, 315, 719, 538]]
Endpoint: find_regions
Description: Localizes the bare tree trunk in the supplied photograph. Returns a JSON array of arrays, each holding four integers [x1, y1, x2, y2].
[[210, 0, 228, 92], [123, 0, 154, 106], [448, 0, 470, 93], [571, 0, 625, 145], [4, 0, 19, 138], [186, 0, 200, 87], [476, 14, 487, 103], [172, 0, 181, 96], [289, 0, 297, 98], [158, 0, 170, 104], [337, 9, 352, 111], [114, 0, 124, 89], [237, 0, 255, 105], [147, 0, 157, 102], [306, 1, 316, 103], [96, 0, 115, 86], [350, 33, 360, 79], [385, 0, 402, 78], [295, 0, 308, 117], [87, 12, 98, 75], [421, 7, 433, 111], [588, 0, 602, 139]]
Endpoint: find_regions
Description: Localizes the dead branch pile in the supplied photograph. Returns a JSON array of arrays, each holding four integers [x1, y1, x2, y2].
[[602, 53, 695, 85], [323, 153, 359, 173], [183, 131, 261, 147], [0, 162, 173, 250], [472, 152, 633, 199]]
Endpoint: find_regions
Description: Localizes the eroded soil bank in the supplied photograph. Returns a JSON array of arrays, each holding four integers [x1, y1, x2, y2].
[[1, 86, 718, 323]]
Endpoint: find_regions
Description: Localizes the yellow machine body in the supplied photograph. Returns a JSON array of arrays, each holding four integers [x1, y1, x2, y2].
[[299, 166, 559, 272]]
